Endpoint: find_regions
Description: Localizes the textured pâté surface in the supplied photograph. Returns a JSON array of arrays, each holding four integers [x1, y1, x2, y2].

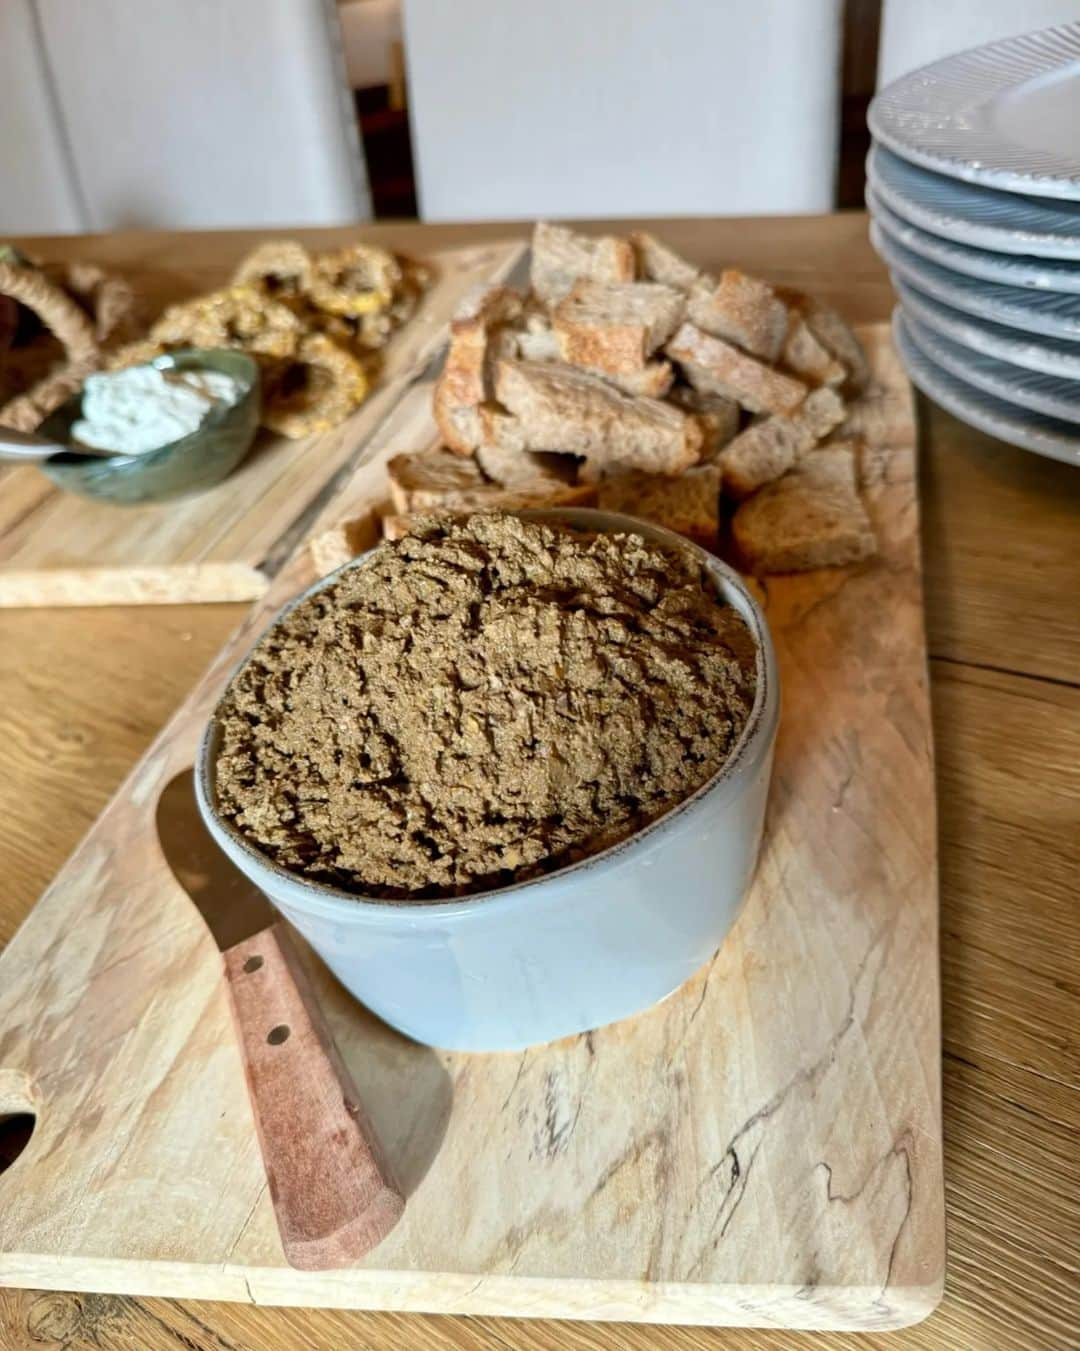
[[215, 513, 755, 898]]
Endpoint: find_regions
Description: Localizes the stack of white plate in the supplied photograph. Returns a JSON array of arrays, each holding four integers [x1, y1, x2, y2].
[[866, 23, 1080, 465]]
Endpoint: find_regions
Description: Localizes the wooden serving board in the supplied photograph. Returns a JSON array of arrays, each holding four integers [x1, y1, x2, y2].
[[0, 240, 525, 607], [0, 324, 944, 1330]]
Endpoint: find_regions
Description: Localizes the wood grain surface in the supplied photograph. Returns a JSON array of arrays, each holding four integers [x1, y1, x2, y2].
[[0, 215, 1076, 1351], [0, 322, 942, 1329], [221, 923, 405, 1271], [0, 240, 526, 607]]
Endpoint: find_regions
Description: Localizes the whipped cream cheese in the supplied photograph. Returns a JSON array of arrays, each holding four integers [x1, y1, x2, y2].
[[72, 364, 243, 456]]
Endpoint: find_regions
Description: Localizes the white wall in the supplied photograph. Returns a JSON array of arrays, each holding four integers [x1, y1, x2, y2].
[[29, 0, 370, 231], [0, 0, 85, 234], [404, 0, 843, 221]]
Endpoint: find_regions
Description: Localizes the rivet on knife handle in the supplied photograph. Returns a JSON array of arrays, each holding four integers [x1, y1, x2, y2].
[[222, 921, 404, 1270]]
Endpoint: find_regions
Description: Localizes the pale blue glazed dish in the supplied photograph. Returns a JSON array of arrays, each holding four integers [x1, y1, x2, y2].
[[38, 348, 260, 505], [196, 509, 780, 1053]]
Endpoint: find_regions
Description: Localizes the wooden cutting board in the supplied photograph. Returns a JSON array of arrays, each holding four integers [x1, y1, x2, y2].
[[0, 324, 944, 1330], [0, 240, 525, 607]]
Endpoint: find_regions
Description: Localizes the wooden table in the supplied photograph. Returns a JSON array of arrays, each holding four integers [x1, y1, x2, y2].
[[0, 215, 1076, 1351]]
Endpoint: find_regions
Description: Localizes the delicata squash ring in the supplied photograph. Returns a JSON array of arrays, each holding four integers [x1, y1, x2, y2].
[[231, 240, 314, 297], [149, 284, 303, 360], [260, 333, 369, 439], [307, 244, 402, 318]]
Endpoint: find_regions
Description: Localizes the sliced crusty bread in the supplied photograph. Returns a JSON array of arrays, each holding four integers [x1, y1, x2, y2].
[[434, 401, 486, 456], [666, 322, 807, 416], [837, 381, 912, 447], [687, 269, 788, 362], [514, 317, 561, 362], [553, 279, 685, 373], [630, 231, 702, 291], [384, 512, 442, 542], [530, 222, 635, 307], [437, 392, 526, 462], [778, 288, 870, 394], [387, 445, 487, 513], [597, 462, 722, 548], [308, 514, 377, 577], [494, 358, 701, 477], [731, 442, 876, 574], [668, 385, 740, 463], [510, 313, 675, 396], [452, 282, 524, 332], [597, 360, 675, 398], [381, 481, 599, 539], [474, 402, 528, 453], [434, 286, 522, 453], [718, 386, 846, 498], [441, 285, 523, 404], [475, 441, 578, 488], [781, 311, 846, 387]]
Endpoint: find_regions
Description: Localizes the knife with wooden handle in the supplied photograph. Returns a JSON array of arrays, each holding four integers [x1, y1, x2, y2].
[[157, 770, 404, 1270]]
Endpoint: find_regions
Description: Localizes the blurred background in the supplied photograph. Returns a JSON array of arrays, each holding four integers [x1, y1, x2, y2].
[[2, 0, 1078, 235]]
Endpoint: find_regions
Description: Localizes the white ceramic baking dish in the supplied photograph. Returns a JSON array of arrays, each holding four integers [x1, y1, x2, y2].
[[196, 509, 779, 1052]]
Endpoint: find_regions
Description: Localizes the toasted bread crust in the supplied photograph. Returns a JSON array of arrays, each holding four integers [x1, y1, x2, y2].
[[308, 514, 377, 577], [630, 231, 702, 291], [688, 270, 788, 362], [781, 312, 847, 386], [553, 279, 685, 374], [381, 482, 599, 539], [732, 443, 876, 574], [598, 463, 722, 547], [530, 222, 635, 307], [719, 387, 846, 498], [666, 322, 807, 416], [668, 386, 740, 463], [434, 286, 524, 453], [387, 445, 488, 513], [778, 288, 871, 394], [495, 358, 701, 477]]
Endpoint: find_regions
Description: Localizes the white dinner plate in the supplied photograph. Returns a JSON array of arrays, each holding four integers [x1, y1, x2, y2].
[[892, 278, 1080, 382], [867, 142, 1080, 260], [869, 23, 1080, 201], [869, 220, 1080, 340], [868, 188, 1080, 295], [900, 309, 1080, 424], [893, 311, 1080, 466]]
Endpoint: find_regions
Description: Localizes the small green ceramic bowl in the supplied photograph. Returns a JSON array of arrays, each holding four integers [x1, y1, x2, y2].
[[38, 348, 261, 505]]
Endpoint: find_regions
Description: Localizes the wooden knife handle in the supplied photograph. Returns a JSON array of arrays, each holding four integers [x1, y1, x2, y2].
[[222, 921, 404, 1270]]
